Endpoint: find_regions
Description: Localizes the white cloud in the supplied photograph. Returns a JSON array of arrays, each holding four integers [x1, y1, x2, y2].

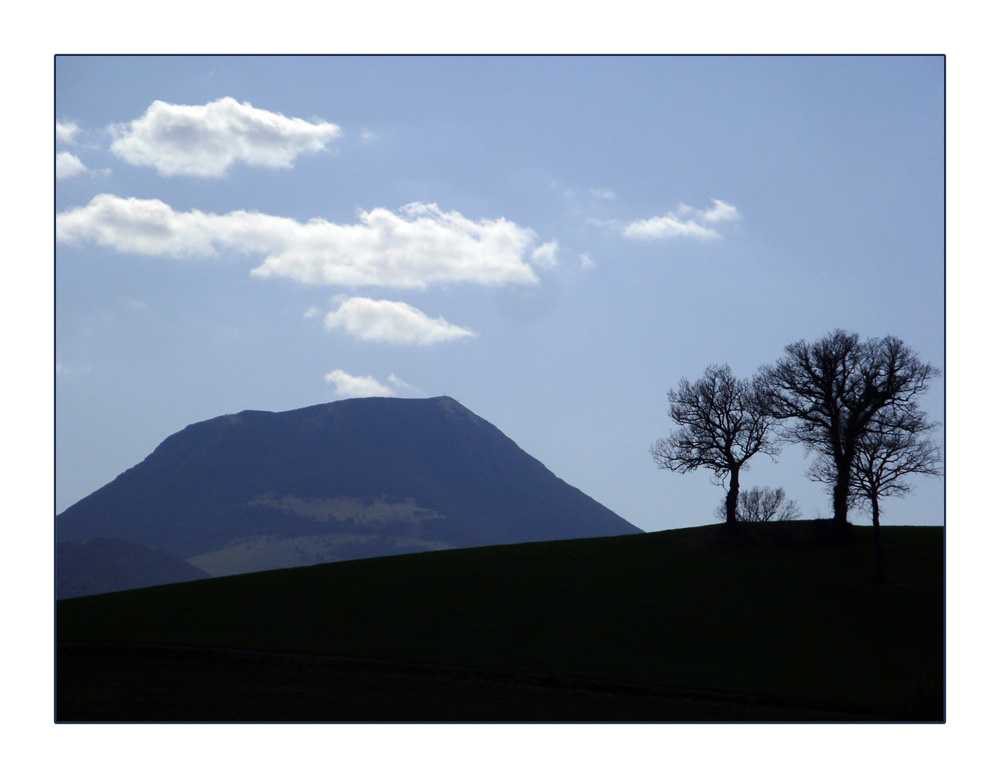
[[578, 252, 597, 269], [387, 373, 412, 390], [621, 199, 741, 241], [57, 195, 543, 289], [323, 297, 476, 345], [695, 199, 741, 223], [303, 306, 322, 319], [56, 121, 80, 145], [57, 195, 223, 256], [56, 152, 88, 179], [590, 188, 616, 200], [109, 97, 342, 177], [622, 214, 719, 240], [529, 240, 559, 270], [55, 362, 91, 376], [324, 369, 395, 398]]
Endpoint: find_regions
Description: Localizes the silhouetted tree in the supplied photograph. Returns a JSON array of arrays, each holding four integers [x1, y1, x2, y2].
[[652, 364, 778, 528], [715, 485, 802, 523], [764, 330, 939, 528], [811, 405, 942, 581]]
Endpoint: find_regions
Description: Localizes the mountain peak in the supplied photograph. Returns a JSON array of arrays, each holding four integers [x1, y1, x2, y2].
[[57, 397, 641, 596]]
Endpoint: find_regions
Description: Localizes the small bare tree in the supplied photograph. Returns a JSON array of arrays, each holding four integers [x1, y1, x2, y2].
[[809, 405, 942, 580], [652, 364, 779, 528], [715, 486, 802, 523], [853, 407, 941, 581]]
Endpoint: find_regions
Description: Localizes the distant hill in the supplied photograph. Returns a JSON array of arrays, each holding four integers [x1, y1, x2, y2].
[[56, 538, 210, 599], [57, 522, 944, 721], [57, 396, 641, 595]]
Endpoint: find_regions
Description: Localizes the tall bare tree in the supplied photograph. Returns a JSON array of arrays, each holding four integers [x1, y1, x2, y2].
[[651, 364, 778, 527], [764, 330, 939, 527]]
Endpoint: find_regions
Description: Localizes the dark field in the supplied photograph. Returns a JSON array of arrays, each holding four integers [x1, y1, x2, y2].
[[56, 521, 943, 722]]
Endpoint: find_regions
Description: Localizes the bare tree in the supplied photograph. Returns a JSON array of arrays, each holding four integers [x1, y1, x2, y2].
[[764, 330, 939, 527], [715, 485, 802, 523], [812, 406, 942, 581], [651, 364, 778, 528]]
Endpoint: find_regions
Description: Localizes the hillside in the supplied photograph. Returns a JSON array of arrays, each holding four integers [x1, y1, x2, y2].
[[56, 396, 641, 595], [56, 521, 944, 722], [56, 538, 210, 599]]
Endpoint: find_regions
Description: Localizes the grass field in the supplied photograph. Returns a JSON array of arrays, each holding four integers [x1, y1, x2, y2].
[[56, 520, 944, 722]]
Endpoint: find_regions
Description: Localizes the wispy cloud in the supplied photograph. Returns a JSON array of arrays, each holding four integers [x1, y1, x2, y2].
[[323, 297, 476, 345], [622, 214, 719, 240], [122, 298, 151, 311], [693, 199, 741, 223], [618, 199, 742, 241], [590, 188, 616, 200], [56, 121, 80, 145], [324, 369, 395, 398], [387, 373, 411, 390], [109, 97, 342, 177], [57, 195, 545, 289], [56, 152, 89, 179], [56, 362, 91, 377], [529, 240, 559, 270]]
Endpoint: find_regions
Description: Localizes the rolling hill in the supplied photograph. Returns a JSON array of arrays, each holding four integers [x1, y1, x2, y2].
[[56, 396, 641, 597], [56, 520, 944, 722]]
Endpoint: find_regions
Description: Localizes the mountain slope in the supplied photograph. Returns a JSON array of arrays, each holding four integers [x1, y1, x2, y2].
[[56, 538, 211, 599], [57, 396, 641, 589]]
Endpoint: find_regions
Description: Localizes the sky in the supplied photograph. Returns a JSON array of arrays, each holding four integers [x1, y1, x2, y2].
[[54, 55, 945, 530]]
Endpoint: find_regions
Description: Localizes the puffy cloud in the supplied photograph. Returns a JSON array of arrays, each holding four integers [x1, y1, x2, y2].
[[56, 152, 88, 179], [56, 121, 80, 145], [324, 369, 395, 398], [57, 195, 543, 289], [57, 195, 225, 256], [109, 97, 342, 176], [323, 297, 476, 345], [621, 199, 741, 240]]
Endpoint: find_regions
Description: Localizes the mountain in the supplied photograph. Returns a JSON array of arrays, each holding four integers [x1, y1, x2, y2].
[[56, 538, 211, 599], [57, 396, 641, 594]]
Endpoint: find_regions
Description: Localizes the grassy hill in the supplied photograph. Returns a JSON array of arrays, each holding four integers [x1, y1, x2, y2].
[[56, 520, 943, 722]]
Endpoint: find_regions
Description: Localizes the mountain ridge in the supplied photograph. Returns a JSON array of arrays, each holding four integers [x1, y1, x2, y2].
[[57, 396, 641, 596]]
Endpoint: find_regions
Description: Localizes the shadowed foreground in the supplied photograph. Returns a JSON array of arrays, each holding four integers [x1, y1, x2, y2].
[[56, 521, 943, 722]]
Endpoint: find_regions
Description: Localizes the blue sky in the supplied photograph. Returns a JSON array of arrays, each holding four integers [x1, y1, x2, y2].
[[55, 55, 944, 529]]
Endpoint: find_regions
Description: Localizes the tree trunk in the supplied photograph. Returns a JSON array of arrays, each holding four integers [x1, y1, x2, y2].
[[832, 456, 851, 526], [871, 497, 886, 583], [724, 468, 740, 528]]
